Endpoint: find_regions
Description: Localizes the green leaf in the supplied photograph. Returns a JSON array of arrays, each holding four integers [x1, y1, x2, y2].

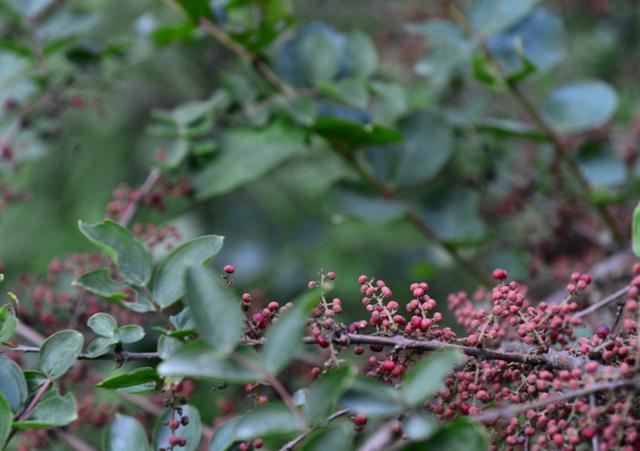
[[208, 415, 242, 451], [468, 0, 540, 36], [300, 424, 353, 451], [13, 391, 78, 429], [633, 201, 640, 258], [0, 304, 17, 343], [260, 288, 320, 374], [402, 412, 439, 441], [235, 403, 305, 439], [78, 220, 152, 286], [343, 31, 378, 78], [312, 117, 402, 150], [157, 334, 184, 361], [490, 9, 567, 78], [174, 0, 212, 22], [0, 355, 27, 413], [394, 111, 454, 187], [184, 266, 244, 352], [401, 350, 462, 407], [340, 378, 405, 417], [87, 312, 118, 338], [117, 325, 145, 343], [23, 371, 47, 396], [0, 393, 11, 447], [295, 25, 342, 85], [303, 366, 355, 424], [575, 141, 626, 188], [414, 418, 487, 451], [154, 404, 202, 451], [420, 188, 487, 246], [102, 413, 151, 451], [194, 121, 306, 200], [332, 188, 408, 224], [72, 269, 129, 302], [158, 341, 260, 383], [86, 337, 117, 358], [474, 118, 546, 140], [97, 367, 158, 390], [152, 235, 225, 309], [39, 330, 84, 381], [541, 81, 618, 133]]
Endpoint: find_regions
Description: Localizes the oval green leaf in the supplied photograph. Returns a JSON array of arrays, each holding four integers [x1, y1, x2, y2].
[[87, 312, 118, 338], [39, 330, 84, 381], [151, 235, 225, 309], [541, 81, 618, 133], [102, 413, 150, 451], [78, 220, 152, 286], [260, 288, 320, 374], [401, 349, 463, 407], [0, 355, 27, 413], [184, 266, 243, 352]]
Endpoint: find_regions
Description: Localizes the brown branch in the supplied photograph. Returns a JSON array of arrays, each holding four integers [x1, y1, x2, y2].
[[449, 3, 624, 247], [5, 378, 52, 447], [338, 333, 605, 371], [342, 154, 493, 286], [472, 378, 639, 422], [5, 331, 616, 372], [0, 346, 160, 361], [574, 285, 629, 319], [117, 168, 162, 227]]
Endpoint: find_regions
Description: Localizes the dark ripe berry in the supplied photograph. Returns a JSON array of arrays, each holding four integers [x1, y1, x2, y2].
[[223, 264, 235, 274], [180, 416, 189, 426], [178, 438, 187, 447], [596, 326, 610, 338], [353, 415, 368, 426], [168, 419, 180, 430], [252, 438, 264, 448], [369, 344, 384, 352], [316, 336, 329, 348], [492, 269, 508, 280], [168, 435, 180, 446]]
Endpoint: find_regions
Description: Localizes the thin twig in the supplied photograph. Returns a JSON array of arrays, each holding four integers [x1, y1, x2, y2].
[[280, 409, 350, 450], [5, 378, 52, 447], [589, 393, 600, 451], [472, 378, 639, 422], [230, 350, 308, 428], [117, 168, 162, 227], [0, 346, 160, 361], [574, 286, 629, 319]]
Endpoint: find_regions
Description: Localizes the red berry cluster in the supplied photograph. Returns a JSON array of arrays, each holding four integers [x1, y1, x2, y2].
[[106, 177, 191, 219]]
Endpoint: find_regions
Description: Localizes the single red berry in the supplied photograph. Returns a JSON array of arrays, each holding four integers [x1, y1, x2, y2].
[[353, 415, 368, 426], [596, 326, 610, 338], [327, 272, 336, 280], [223, 264, 235, 274], [168, 419, 180, 430], [310, 367, 321, 378], [381, 360, 396, 372], [253, 438, 264, 449], [168, 435, 180, 446], [177, 438, 187, 447], [492, 269, 508, 280]]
